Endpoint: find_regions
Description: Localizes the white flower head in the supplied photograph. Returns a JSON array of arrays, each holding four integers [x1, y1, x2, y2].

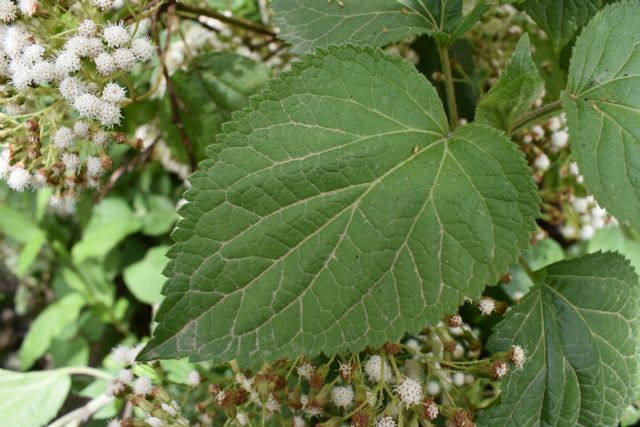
[[86, 155, 104, 177], [117, 369, 133, 384], [74, 93, 101, 118], [364, 355, 393, 383], [133, 376, 153, 396], [113, 47, 136, 71], [97, 101, 122, 128], [478, 297, 496, 316], [265, 393, 280, 413], [55, 51, 81, 76], [23, 43, 45, 63], [236, 412, 249, 426], [59, 76, 87, 102], [331, 385, 354, 409], [95, 52, 115, 75], [103, 22, 130, 48], [78, 19, 98, 37], [188, 370, 201, 386], [93, 130, 110, 147], [93, 0, 114, 11], [0, 0, 17, 23], [375, 416, 396, 427], [292, 415, 306, 427], [53, 127, 74, 149], [111, 344, 139, 365], [423, 398, 439, 421], [551, 129, 569, 150], [296, 362, 315, 380], [31, 170, 47, 189], [3, 25, 30, 57], [102, 82, 126, 103], [131, 37, 154, 62], [509, 345, 526, 369], [73, 121, 90, 137], [8, 167, 30, 191], [18, 0, 36, 17], [62, 152, 80, 172], [534, 153, 551, 172], [395, 377, 422, 406], [492, 360, 509, 380], [31, 60, 55, 85]]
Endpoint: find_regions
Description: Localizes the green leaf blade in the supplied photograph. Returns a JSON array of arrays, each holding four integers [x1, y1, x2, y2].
[[564, 0, 640, 231], [272, 0, 442, 54], [141, 46, 539, 366], [478, 252, 640, 427], [475, 34, 545, 132]]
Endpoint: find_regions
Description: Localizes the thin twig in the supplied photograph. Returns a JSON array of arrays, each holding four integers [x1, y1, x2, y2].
[[509, 100, 564, 135], [175, 3, 277, 37], [48, 394, 114, 427], [95, 137, 160, 202]]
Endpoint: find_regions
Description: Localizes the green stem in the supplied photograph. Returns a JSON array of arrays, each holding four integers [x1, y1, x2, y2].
[[437, 42, 459, 131], [509, 100, 564, 135], [58, 366, 114, 381], [518, 256, 536, 281]]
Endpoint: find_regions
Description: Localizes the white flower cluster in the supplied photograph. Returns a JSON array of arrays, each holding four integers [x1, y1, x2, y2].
[[331, 385, 354, 409], [375, 416, 397, 427], [364, 355, 394, 383], [562, 195, 612, 240], [395, 377, 422, 406]]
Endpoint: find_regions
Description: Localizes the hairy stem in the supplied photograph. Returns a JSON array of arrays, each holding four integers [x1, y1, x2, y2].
[[58, 366, 114, 380], [510, 100, 564, 135], [437, 43, 459, 131], [175, 3, 277, 36]]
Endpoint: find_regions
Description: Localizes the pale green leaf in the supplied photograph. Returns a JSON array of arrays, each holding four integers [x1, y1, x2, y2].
[[478, 252, 640, 427], [272, 0, 464, 54], [123, 245, 170, 305], [140, 196, 177, 237], [140, 46, 539, 366], [563, 1, 640, 232], [19, 293, 85, 370], [475, 34, 545, 132], [587, 226, 640, 273], [504, 237, 564, 299], [162, 52, 271, 163], [522, 0, 614, 52], [72, 198, 142, 264], [0, 369, 71, 427]]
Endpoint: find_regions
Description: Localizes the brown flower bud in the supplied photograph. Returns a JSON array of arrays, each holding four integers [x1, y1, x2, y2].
[[383, 342, 401, 355], [447, 314, 463, 328]]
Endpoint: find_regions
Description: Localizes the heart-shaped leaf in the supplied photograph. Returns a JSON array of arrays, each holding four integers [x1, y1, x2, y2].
[[140, 46, 539, 366], [477, 252, 640, 427], [563, 1, 640, 231]]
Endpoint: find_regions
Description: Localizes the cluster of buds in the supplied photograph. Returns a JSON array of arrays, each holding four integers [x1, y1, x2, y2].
[[0, 1, 153, 214]]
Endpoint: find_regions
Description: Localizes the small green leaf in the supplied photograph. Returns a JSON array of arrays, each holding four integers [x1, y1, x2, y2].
[[504, 237, 564, 299], [140, 196, 177, 236], [161, 52, 271, 163], [478, 252, 640, 427], [123, 245, 170, 305], [272, 0, 464, 54], [475, 34, 545, 132], [141, 46, 539, 366], [19, 293, 85, 370], [563, 1, 640, 232], [72, 198, 142, 264], [588, 226, 640, 274], [0, 369, 71, 427], [522, 0, 614, 53]]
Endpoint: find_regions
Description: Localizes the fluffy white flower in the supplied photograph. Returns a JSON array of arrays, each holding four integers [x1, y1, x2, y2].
[[55, 51, 81, 75], [23, 43, 45, 63], [30, 170, 47, 189], [97, 101, 122, 127], [113, 47, 136, 70], [78, 19, 97, 37], [62, 152, 79, 172], [133, 376, 153, 396], [296, 362, 315, 380], [265, 393, 280, 412], [102, 82, 126, 103], [292, 416, 306, 427], [59, 76, 87, 102], [86, 155, 104, 177], [331, 385, 354, 409], [93, 0, 114, 10], [103, 22, 130, 48], [31, 60, 55, 85], [93, 130, 110, 147], [580, 224, 595, 240], [375, 416, 396, 427], [547, 116, 563, 132], [236, 412, 249, 426], [73, 121, 90, 137], [116, 368, 133, 384], [427, 380, 441, 396], [188, 370, 201, 386], [64, 36, 92, 57], [531, 124, 545, 139], [85, 37, 104, 57], [509, 345, 526, 369], [551, 129, 569, 150], [111, 344, 139, 365], [534, 153, 550, 172], [8, 167, 31, 191], [0, 0, 17, 23], [74, 93, 101, 118], [364, 355, 393, 383], [3, 25, 30, 57], [53, 127, 74, 149], [396, 377, 422, 406], [18, 0, 36, 17], [131, 37, 154, 62], [94, 52, 115, 75], [424, 398, 439, 421], [9, 60, 31, 89], [478, 297, 496, 316]]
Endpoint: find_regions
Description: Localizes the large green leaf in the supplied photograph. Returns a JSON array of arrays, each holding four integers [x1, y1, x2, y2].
[[563, 1, 640, 232], [477, 252, 640, 426], [162, 52, 271, 163], [0, 369, 71, 427], [272, 0, 467, 54], [140, 46, 539, 366], [19, 292, 85, 370], [522, 0, 614, 53], [475, 34, 545, 132]]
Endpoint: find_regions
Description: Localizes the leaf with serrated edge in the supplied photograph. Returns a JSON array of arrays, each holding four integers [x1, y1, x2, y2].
[[478, 252, 640, 426], [563, 0, 640, 232], [272, 0, 462, 54], [139, 46, 539, 366], [476, 34, 545, 132]]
